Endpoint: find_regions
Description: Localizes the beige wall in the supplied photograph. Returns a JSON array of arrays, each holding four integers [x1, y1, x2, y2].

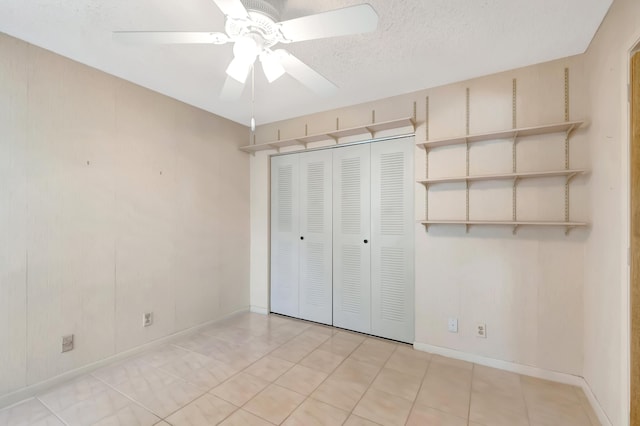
[[583, 0, 640, 425], [0, 33, 250, 402], [251, 55, 588, 375]]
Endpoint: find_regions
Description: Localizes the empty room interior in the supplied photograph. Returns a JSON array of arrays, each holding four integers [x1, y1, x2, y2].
[[0, 0, 638, 425]]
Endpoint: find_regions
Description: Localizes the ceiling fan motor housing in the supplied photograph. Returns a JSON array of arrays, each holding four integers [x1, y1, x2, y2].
[[241, 0, 283, 21]]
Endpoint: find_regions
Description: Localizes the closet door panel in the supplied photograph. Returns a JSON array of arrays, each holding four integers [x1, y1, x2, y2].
[[370, 137, 415, 343], [270, 154, 300, 318], [298, 150, 333, 325], [333, 144, 371, 334]]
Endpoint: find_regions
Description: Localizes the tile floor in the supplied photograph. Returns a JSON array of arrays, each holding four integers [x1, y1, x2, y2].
[[0, 312, 601, 426]]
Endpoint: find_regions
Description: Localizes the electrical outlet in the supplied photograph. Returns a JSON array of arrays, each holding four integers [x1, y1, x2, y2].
[[476, 323, 487, 338], [143, 312, 153, 327], [447, 318, 458, 333], [62, 335, 74, 353]]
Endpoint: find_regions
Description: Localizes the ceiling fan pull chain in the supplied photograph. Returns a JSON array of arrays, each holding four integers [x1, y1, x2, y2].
[[250, 64, 256, 132]]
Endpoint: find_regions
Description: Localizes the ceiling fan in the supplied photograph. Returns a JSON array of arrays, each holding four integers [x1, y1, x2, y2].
[[113, 0, 379, 100]]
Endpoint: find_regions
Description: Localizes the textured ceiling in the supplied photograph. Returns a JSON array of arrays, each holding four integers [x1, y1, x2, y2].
[[0, 0, 612, 126]]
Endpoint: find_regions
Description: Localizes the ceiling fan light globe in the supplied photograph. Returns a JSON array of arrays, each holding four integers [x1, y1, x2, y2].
[[260, 52, 285, 82], [226, 57, 252, 83], [232, 37, 259, 63]]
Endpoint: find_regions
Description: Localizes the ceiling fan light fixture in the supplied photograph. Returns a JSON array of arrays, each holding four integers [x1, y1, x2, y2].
[[226, 56, 252, 83], [232, 37, 259, 63], [260, 51, 285, 82]]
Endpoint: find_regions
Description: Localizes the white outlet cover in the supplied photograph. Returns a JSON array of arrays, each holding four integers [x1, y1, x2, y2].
[[448, 318, 458, 333], [476, 323, 487, 338]]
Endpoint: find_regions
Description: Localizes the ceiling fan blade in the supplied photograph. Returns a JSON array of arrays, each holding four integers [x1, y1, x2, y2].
[[275, 50, 337, 95], [277, 4, 378, 43], [113, 31, 229, 44], [212, 0, 249, 19], [220, 75, 245, 101]]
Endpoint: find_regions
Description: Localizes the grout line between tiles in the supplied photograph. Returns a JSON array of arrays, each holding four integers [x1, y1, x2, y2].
[[35, 396, 71, 426], [90, 370, 176, 422], [467, 363, 474, 423], [403, 349, 432, 426]]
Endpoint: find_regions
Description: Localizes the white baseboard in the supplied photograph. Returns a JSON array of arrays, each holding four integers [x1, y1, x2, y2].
[[0, 307, 250, 410], [580, 378, 613, 426], [250, 306, 269, 315], [413, 342, 612, 426]]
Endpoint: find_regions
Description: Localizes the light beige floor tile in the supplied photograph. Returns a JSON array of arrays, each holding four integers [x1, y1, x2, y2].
[[330, 359, 380, 386], [244, 356, 294, 382], [91, 402, 160, 426], [165, 394, 237, 426], [469, 391, 529, 426], [425, 362, 473, 387], [353, 388, 413, 426], [406, 404, 467, 426], [210, 373, 270, 407], [112, 373, 205, 418], [173, 334, 227, 355], [430, 355, 473, 370], [473, 365, 523, 398], [282, 398, 349, 426], [299, 349, 345, 374], [217, 409, 274, 426], [135, 345, 190, 368], [275, 365, 328, 395], [521, 376, 580, 406], [384, 346, 430, 377], [0, 399, 64, 426], [343, 415, 380, 426], [348, 339, 396, 367], [38, 376, 109, 413], [527, 400, 592, 426], [317, 335, 362, 357], [310, 378, 368, 412], [269, 341, 314, 363], [159, 352, 238, 390], [243, 384, 305, 425], [92, 359, 158, 387], [55, 388, 145, 426], [416, 365, 471, 419], [371, 368, 422, 402]]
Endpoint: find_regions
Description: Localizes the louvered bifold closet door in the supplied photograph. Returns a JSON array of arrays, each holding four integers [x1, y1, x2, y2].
[[270, 154, 300, 318], [298, 150, 333, 325], [332, 144, 372, 334], [370, 137, 415, 343]]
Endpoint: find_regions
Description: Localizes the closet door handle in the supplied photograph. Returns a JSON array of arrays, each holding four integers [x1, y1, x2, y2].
[[364, 239, 368, 244], [300, 236, 304, 240]]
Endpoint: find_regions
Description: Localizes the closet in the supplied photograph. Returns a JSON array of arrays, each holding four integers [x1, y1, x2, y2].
[[270, 136, 414, 343]]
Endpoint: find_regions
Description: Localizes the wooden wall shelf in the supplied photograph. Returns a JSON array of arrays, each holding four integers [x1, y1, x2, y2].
[[416, 120, 583, 149], [417, 169, 586, 186], [419, 220, 588, 235], [240, 117, 416, 153], [417, 115, 588, 234]]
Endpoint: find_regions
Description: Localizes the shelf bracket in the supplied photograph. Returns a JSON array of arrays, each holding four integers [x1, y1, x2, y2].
[[565, 172, 578, 185], [512, 224, 519, 235], [364, 127, 375, 139], [465, 223, 470, 234], [565, 225, 575, 236]]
